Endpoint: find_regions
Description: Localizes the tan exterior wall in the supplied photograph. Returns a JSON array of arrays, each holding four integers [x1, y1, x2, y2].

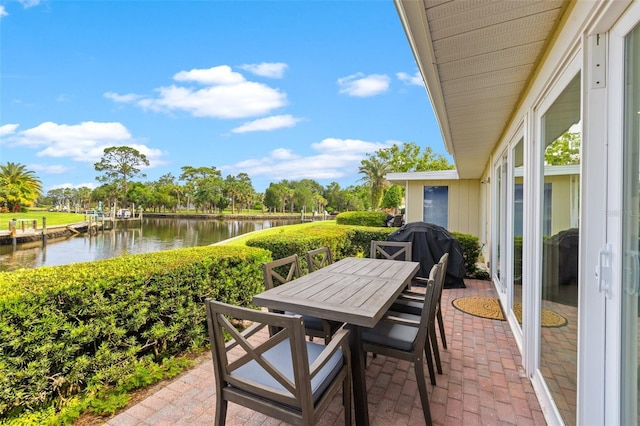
[[405, 179, 482, 237], [545, 174, 579, 236]]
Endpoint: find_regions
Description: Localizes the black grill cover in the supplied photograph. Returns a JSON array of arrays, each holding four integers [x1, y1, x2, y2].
[[387, 221, 466, 288]]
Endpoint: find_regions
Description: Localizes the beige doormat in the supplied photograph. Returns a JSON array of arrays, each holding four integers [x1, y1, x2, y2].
[[452, 296, 567, 328]]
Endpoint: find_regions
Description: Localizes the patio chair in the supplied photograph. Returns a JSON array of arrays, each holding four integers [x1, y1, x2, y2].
[[391, 253, 449, 385], [204, 299, 352, 426], [306, 246, 333, 273], [361, 262, 441, 425], [370, 240, 413, 289], [370, 240, 412, 261], [263, 254, 342, 344]]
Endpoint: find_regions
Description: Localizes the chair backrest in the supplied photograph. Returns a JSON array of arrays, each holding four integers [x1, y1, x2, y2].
[[205, 299, 351, 425], [416, 263, 441, 349], [204, 299, 313, 411], [436, 252, 450, 302], [263, 254, 301, 290], [306, 247, 333, 273], [370, 241, 412, 261]]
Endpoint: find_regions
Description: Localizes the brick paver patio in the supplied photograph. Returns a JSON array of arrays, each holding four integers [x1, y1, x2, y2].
[[105, 279, 547, 425]]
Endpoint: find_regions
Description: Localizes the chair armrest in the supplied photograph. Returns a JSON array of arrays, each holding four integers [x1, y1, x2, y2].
[[225, 321, 267, 351], [381, 313, 420, 327], [309, 328, 350, 378]]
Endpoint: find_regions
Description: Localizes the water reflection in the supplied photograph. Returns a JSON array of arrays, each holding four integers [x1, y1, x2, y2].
[[0, 217, 297, 271]]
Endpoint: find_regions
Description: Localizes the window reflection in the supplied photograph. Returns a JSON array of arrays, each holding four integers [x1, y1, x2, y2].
[[539, 73, 581, 425]]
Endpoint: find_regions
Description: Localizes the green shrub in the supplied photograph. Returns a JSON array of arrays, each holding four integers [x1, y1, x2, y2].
[[335, 211, 388, 227], [451, 231, 482, 277], [344, 226, 395, 257], [245, 224, 394, 270], [0, 245, 271, 422]]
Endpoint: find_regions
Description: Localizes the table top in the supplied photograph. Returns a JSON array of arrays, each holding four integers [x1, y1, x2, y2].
[[253, 257, 420, 328]]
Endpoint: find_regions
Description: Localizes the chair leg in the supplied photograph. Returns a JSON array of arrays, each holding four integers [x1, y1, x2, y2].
[[325, 327, 332, 345], [215, 398, 227, 426], [424, 338, 437, 386], [437, 306, 447, 349], [415, 356, 433, 425], [343, 374, 352, 426], [430, 323, 443, 375]]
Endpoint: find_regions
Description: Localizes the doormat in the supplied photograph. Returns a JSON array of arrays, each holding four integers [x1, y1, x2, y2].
[[451, 297, 567, 328]]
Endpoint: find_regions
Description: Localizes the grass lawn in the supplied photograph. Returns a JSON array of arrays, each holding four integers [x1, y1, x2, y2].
[[0, 212, 88, 230], [218, 220, 337, 246]]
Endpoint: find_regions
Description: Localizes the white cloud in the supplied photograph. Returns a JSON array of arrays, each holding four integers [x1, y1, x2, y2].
[[19, 0, 41, 8], [337, 73, 390, 97], [29, 164, 73, 174], [396, 71, 424, 86], [224, 138, 392, 181], [173, 65, 245, 85], [108, 65, 288, 119], [104, 92, 144, 103], [4, 121, 164, 166], [0, 6, 8, 18], [271, 148, 298, 160], [0, 123, 19, 137], [231, 114, 302, 134], [239, 62, 288, 78], [48, 182, 98, 190], [310, 138, 391, 154]]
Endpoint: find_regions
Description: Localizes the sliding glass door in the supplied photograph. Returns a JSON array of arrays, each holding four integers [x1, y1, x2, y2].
[[620, 21, 640, 426], [538, 72, 581, 426]]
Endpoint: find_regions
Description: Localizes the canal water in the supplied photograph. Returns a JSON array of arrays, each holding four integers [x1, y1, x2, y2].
[[0, 217, 298, 271]]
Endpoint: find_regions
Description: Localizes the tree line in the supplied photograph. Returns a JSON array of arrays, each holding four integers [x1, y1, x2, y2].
[[0, 142, 454, 214]]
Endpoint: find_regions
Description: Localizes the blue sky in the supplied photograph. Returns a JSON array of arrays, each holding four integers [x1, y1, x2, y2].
[[0, 0, 447, 193]]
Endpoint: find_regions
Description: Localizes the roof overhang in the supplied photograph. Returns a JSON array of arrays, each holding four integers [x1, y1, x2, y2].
[[393, 0, 569, 179], [387, 169, 460, 184]]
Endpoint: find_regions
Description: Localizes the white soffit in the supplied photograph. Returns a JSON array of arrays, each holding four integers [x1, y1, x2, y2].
[[387, 170, 460, 183], [395, 0, 568, 179]]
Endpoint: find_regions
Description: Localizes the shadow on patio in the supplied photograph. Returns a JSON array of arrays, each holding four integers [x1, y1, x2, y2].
[[105, 279, 546, 425]]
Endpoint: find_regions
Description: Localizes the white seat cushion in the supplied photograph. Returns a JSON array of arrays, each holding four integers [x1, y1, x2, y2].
[[361, 311, 420, 351], [231, 339, 343, 404]]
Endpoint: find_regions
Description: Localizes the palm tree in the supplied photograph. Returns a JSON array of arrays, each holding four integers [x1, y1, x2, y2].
[[358, 156, 390, 209], [0, 162, 43, 212]]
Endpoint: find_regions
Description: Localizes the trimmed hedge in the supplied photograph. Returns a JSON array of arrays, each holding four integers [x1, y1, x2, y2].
[[246, 224, 483, 279], [0, 245, 271, 421], [246, 224, 394, 272], [335, 211, 388, 227], [0, 221, 484, 422], [450, 231, 482, 277]]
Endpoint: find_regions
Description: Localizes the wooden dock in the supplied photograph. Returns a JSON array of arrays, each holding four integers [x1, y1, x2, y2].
[[1, 214, 142, 246]]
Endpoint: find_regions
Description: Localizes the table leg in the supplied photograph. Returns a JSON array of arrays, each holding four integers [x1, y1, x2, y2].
[[347, 324, 369, 426]]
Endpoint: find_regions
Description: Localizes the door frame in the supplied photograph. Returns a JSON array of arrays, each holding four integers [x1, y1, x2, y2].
[[603, 3, 640, 424]]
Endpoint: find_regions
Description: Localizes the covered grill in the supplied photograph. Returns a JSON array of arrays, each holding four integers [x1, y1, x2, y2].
[[387, 221, 466, 288]]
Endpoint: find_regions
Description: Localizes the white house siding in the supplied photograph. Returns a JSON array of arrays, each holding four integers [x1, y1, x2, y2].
[[394, 0, 639, 423]]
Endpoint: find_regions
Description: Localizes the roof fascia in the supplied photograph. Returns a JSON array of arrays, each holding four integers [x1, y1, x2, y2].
[[394, 0, 455, 158]]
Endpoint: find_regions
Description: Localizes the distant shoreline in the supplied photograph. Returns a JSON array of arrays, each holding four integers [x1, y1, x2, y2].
[[142, 212, 336, 220]]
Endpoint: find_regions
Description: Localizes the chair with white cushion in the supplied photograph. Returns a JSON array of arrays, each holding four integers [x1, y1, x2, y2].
[[205, 299, 352, 425], [361, 262, 441, 425], [263, 254, 342, 344], [391, 252, 450, 381]]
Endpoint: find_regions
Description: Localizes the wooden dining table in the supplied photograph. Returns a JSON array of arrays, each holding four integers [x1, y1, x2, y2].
[[252, 256, 420, 426]]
